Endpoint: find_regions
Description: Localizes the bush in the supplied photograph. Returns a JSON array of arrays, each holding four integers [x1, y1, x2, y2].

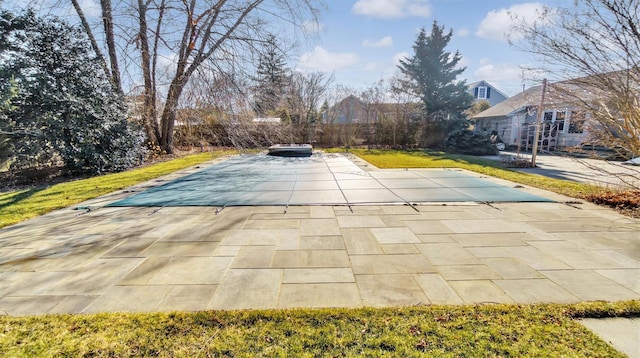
[[445, 129, 498, 155], [0, 10, 146, 174]]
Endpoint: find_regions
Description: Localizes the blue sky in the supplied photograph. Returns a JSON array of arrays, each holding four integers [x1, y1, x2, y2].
[[296, 0, 552, 96], [7, 0, 551, 97]]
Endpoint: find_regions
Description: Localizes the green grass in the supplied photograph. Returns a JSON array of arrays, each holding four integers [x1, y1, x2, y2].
[[0, 301, 637, 357], [344, 149, 603, 199], [0, 151, 235, 228]]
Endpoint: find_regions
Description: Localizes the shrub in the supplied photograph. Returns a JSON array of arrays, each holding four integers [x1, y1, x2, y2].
[[0, 10, 146, 174], [445, 129, 498, 155]]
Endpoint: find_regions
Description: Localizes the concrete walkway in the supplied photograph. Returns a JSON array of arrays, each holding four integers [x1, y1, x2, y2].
[[497, 152, 640, 189], [0, 157, 639, 316]]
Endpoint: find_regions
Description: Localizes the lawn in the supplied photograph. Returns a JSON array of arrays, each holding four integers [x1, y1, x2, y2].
[[343, 148, 602, 198], [0, 151, 235, 229], [342, 148, 640, 217], [0, 148, 625, 229], [1, 301, 638, 357]]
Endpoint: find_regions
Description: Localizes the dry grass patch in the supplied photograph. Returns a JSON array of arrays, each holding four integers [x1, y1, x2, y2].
[[0, 301, 638, 357]]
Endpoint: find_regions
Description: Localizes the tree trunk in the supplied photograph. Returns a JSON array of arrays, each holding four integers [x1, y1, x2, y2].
[[100, 0, 122, 94], [136, 0, 161, 146], [160, 79, 187, 153], [69, 0, 110, 81]]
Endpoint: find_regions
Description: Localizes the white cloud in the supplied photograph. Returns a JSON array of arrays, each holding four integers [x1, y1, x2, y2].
[[303, 21, 324, 35], [392, 51, 410, 67], [457, 56, 471, 69], [362, 36, 393, 48], [456, 28, 470, 37], [361, 62, 379, 71], [298, 46, 359, 72], [476, 2, 547, 41], [79, 0, 101, 18], [474, 63, 523, 82], [352, 0, 431, 19]]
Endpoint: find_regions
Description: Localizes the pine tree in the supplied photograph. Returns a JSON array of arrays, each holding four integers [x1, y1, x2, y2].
[[253, 34, 289, 116], [397, 21, 472, 119]]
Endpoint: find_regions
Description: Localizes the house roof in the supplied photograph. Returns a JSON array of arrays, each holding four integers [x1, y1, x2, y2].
[[467, 80, 510, 99], [472, 78, 604, 119]]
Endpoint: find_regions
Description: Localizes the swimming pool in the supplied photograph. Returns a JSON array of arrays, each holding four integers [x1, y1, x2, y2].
[[108, 153, 552, 207]]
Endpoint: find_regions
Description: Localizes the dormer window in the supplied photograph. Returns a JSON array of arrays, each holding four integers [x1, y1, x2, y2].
[[475, 86, 490, 99]]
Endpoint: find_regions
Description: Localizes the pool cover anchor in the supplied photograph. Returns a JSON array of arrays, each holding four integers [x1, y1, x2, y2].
[[74, 206, 93, 216], [563, 201, 583, 210], [480, 201, 501, 211], [215, 205, 227, 215], [149, 205, 167, 216]]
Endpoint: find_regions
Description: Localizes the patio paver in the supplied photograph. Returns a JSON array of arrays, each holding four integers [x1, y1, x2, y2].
[[0, 154, 638, 316]]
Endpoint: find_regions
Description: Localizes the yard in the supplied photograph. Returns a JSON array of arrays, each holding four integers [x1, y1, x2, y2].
[[0, 148, 638, 357]]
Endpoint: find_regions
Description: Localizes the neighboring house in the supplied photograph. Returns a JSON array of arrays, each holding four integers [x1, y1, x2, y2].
[[467, 80, 509, 106], [471, 80, 594, 150], [324, 95, 421, 125], [324, 95, 369, 124]]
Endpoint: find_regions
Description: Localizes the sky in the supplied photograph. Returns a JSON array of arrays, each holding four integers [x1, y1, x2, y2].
[[6, 0, 554, 98], [295, 0, 554, 97]]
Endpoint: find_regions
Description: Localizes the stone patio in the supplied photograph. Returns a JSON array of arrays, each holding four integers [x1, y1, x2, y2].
[[0, 157, 639, 316]]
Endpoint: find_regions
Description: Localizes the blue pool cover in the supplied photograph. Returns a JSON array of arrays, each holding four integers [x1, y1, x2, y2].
[[108, 153, 553, 207]]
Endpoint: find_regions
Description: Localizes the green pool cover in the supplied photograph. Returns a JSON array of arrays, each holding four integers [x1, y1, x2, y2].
[[108, 153, 553, 207]]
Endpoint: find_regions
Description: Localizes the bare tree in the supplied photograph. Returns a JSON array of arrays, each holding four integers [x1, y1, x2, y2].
[[511, 0, 640, 158], [359, 80, 387, 147], [388, 75, 421, 147], [143, 0, 322, 153], [100, 0, 121, 93], [69, 0, 110, 81], [46, 0, 323, 153], [284, 71, 333, 142]]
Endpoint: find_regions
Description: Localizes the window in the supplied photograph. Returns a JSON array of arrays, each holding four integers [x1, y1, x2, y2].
[[543, 111, 566, 132], [477, 86, 487, 99], [568, 111, 585, 133], [555, 111, 565, 131]]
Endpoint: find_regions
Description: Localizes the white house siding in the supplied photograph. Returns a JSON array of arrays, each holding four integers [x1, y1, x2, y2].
[[474, 109, 591, 150], [557, 111, 590, 147]]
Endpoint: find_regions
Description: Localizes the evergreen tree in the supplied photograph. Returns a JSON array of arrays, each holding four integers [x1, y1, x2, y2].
[[0, 10, 145, 173], [397, 21, 472, 119], [253, 34, 289, 116]]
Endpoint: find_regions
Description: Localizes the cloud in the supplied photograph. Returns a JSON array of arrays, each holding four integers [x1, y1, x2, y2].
[[456, 28, 470, 37], [474, 63, 523, 82], [476, 2, 547, 41], [456, 56, 471, 69], [79, 0, 101, 18], [303, 21, 324, 35], [352, 0, 431, 19], [298, 46, 359, 72], [392, 51, 410, 67], [362, 36, 393, 48]]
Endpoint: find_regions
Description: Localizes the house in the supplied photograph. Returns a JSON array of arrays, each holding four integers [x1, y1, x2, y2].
[[324, 95, 422, 125], [324, 95, 369, 124], [467, 80, 509, 106], [471, 80, 595, 151], [320, 95, 422, 147]]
